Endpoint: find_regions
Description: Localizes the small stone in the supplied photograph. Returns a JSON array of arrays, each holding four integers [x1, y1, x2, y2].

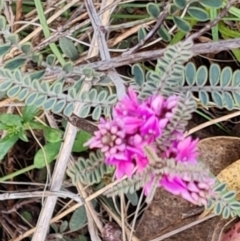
[[102, 222, 122, 241]]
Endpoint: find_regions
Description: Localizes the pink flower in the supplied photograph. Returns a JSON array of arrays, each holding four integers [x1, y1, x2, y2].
[[163, 136, 199, 163], [160, 174, 215, 206], [107, 157, 135, 179], [84, 118, 126, 156], [176, 137, 199, 162], [114, 88, 139, 117], [84, 88, 215, 206]]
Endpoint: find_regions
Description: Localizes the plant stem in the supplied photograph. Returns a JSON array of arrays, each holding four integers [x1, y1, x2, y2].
[[0, 164, 35, 182], [34, 0, 65, 66]]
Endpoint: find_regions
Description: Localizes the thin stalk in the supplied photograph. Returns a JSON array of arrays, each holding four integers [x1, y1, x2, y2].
[[34, 0, 65, 66], [0, 164, 35, 182]]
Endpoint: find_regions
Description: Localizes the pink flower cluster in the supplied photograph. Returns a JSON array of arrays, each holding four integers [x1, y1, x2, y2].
[[85, 88, 214, 206]]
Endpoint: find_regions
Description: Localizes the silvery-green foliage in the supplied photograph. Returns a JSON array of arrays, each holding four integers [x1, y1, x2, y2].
[[144, 0, 222, 41], [206, 181, 240, 219], [171, 62, 240, 110], [157, 92, 196, 152], [59, 37, 79, 61], [131, 39, 194, 99], [78, 88, 117, 120], [0, 68, 117, 119], [66, 150, 113, 185], [0, 14, 37, 69], [132, 47, 240, 110], [104, 167, 154, 197]]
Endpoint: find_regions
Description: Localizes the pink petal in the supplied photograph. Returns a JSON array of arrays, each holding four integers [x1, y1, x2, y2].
[[116, 161, 135, 179]]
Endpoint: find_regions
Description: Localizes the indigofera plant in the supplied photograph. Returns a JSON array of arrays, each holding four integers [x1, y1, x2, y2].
[[0, 0, 238, 220], [80, 87, 240, 218]]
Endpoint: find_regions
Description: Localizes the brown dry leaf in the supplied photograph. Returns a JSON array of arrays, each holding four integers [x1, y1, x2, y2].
[[200, 145, 240, 218], [200, 159, 240, 218], [217, 159, 240, 200]]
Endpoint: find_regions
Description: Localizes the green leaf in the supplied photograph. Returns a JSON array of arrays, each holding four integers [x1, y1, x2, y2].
[[60, 221, 68, 233], [43, 128, 63, 143], [22, 105, 38, 122], [132, 64, 145, 86], [173, 16, 191, 32], [21, 211, 33, 223], [28, 70, 45, 81], [27, 121, 46, 130], [97, 90, 107, 102], [51, 223, 58, 233], [72, 129, 91, 152], [52, 99, 66, 114], [187, 7, 209, 21], [107, 94, 117, 104], [209, 63, 220, 86], [14, 69, 22, 82], [7, 85, 21, 97], [0, 123, 8, 131], [0, 114, 22, 126], [196, 66, 208, 86], [63, 61, 74, 73], [229, 201, 240, 210], [34, 95, 47, 107], [214, 201, 223, 215], [43, 98, 57, 110], [233, 92, 240, 107], [4, 57, 26, 70], [92, 106, 102, 120], [0, 42, 11, 56], [146, 3, 160, 18], [220, 67, 232, 87], [6, 34, 19, 45], [126, 192, 139, 206], [34, 141, 62, 169], [222, 191, 236, 201], [0, 134, 19, 161], [199, 90, 209, 106], [25, 92, 38, 105], [214, 182, 227, 193], [21, 43, 32, 55], [32, 53, 43, 65], [185, 62, 196, 85], [200, 0, 222, 8], [223, 92, 234, 110], [233, 70, 240, 86], [23, 76, 31, 86], [46, 54, 56, 66], [88, 88, 97, 101], [63, 102, 74, 117], [174, 0, 186, 9], [59, 37, 79, 61], [170, 4, 180, 14], [18, 88, 29, 101], [222, 206, 231, 219], [52, 82, 63, 95], [0, 80, 12, 91], [157, 26, 172, 42], [212, 91, 223, 108], [69, 207, 87, 231], [206, 199, 214, 209], [138, 27, 147, 42], [18, 130, 28, 142], [79, 105, 91, 118], [40, 81, 49, 92]]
